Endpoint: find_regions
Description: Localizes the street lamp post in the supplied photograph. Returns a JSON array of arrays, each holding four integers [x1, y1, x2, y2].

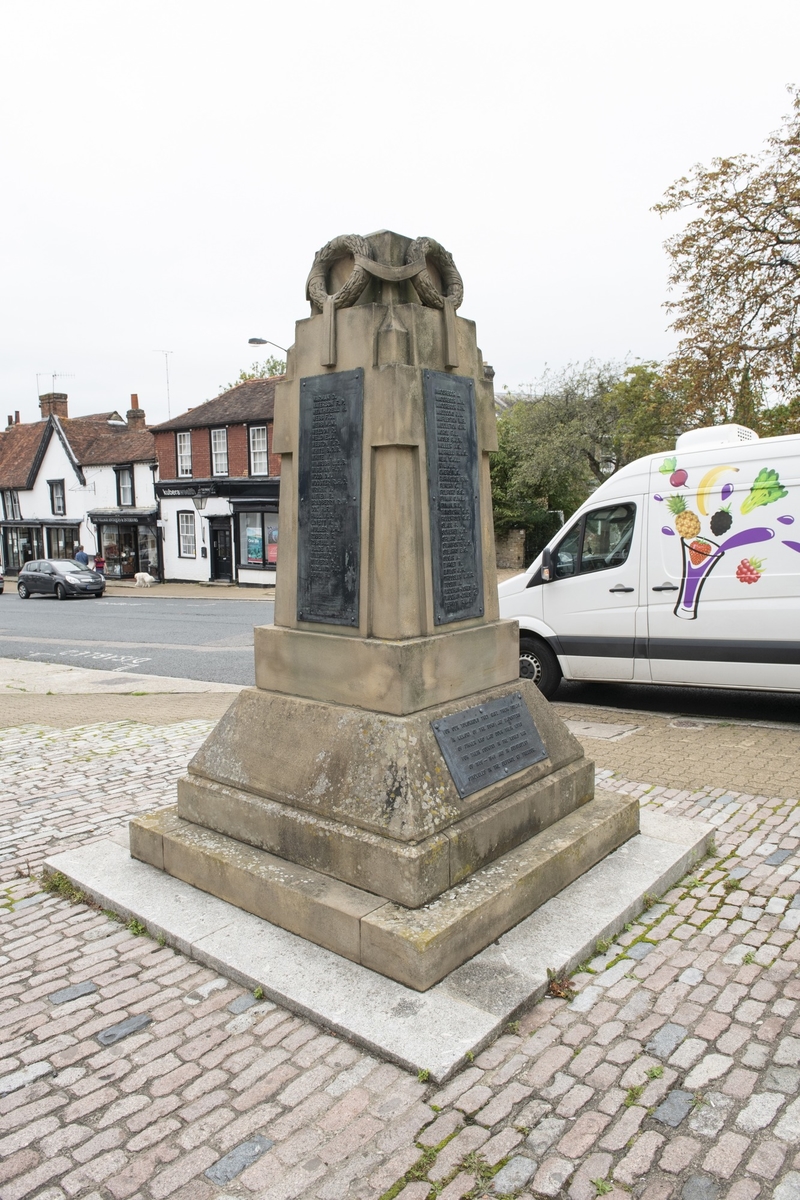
[[248, 338, 288, 353]]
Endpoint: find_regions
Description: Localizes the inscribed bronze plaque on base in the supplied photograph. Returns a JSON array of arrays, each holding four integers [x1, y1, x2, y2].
[[423, 370, 484, 625], [432, 692, 547, 798], [297, 369, 363, 626]]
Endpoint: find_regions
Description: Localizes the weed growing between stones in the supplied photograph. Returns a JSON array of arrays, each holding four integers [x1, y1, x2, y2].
[[40, 869, 87, 905], [546, 967, 577, 1000], [593, 1180, 614, 1196], [417, 1068, 430, 1083]]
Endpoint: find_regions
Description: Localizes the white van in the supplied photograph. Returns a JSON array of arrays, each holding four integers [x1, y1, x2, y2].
[[498, 424, 800, 697]]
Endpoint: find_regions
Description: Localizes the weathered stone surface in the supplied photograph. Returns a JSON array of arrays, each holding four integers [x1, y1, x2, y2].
[[132, 789, 638, 990], [47, 980, 97, 1004], [0, 1060, 55, 1096], [96, 1013, 153, 1046], [647, 1023, 687, 1060], [131, 807, 384, 963], [360, 790, 639, 989], [489, 1155, 536, 1193], [253, 620, 519, 715], [183, 679, 584, 845], [176, 754, 595, 908], [205, 1135, 273, 1184], [653, 1090, 694, 1128]]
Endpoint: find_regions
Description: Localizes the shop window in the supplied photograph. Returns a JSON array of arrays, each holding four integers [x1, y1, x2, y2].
[[237, 512, 278, 567], [100, 523, 137, 578], [3, 526, 43, 569], [47, 527, 79, 559], [249, 426, 268, 475], [211, 429, 228, 476], [49, 480, 65, 516], [177, 432, 192, 477], [2, 490, 21, 520], [117, 467, 134, 507], [178, 511, 196, 557]]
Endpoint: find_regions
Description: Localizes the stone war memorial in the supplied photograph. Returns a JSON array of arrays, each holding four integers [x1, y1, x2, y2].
[[129, 229, 641, 991]]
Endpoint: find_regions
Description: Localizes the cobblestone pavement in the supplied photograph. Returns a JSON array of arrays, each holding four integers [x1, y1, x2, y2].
[[2, 712, 800, 1200]]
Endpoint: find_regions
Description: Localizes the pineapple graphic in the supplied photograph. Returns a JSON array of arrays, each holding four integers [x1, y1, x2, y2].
[[666, 494, 701, 539]]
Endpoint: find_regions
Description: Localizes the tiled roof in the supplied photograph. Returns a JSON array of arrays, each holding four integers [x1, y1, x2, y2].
[[0, 414, 156, 491], [151, 377, 281, 431], [60, 417, 156, 466], [0, 422, 50, 489]]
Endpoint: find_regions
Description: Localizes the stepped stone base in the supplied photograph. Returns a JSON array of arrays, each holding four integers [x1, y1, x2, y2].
[[130, 788, 639, 990]]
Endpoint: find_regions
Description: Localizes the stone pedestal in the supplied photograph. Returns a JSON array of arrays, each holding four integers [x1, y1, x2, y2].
[[130, 229, 639, 990]]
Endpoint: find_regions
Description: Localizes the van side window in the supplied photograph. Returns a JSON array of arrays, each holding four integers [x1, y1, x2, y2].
[[553, 504, 636, 578]]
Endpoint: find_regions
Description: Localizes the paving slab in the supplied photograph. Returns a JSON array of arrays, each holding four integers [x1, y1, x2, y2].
[[46, 808, 712, 1080]]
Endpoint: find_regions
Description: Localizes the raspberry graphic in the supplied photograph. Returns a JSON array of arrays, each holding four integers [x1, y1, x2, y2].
[[735, 557, 764, 584], [688, 540, 712, 566], [710, 505, 733, 536]]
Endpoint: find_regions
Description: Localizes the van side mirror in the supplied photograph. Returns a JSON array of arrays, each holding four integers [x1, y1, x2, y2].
[[541, 546, 553, 582]]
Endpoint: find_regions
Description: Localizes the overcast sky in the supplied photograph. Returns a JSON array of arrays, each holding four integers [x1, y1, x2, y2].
[[2, 1, 798, 426]]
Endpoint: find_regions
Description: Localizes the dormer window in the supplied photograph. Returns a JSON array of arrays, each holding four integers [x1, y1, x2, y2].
[[49, 480, 65, 516]]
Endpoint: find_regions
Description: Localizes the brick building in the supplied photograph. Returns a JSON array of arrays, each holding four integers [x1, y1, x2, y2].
[[151, 377, 281, 585]]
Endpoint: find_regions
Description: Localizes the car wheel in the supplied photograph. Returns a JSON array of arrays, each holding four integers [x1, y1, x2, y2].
[[55, 584, 67, 601], [519, 636, 562, 699], [93, 591, 103, 598], [17, 583, 30, 599]]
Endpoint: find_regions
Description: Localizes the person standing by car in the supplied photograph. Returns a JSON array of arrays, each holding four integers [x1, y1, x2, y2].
[[74, 545, 89, 566], [93, 553, 105, 576]]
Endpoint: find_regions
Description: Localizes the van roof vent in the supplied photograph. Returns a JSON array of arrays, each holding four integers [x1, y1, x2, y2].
[[676, 424, 759, 452]]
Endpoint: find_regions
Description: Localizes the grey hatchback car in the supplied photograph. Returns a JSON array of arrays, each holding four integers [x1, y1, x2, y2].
[[17, 559, 105, 600]]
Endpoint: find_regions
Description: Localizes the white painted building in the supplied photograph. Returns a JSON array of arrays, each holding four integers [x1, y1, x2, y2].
[[0, 393, 159, 578]]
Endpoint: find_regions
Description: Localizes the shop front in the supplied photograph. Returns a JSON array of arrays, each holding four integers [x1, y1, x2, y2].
[[1, 522, 81, 571], [87, 508, 160, 579]]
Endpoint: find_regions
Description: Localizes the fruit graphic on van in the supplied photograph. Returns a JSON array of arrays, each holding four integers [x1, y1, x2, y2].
[[736, 557, 765, 584], [666, 494, 701, 538], [710, 505, 733, 536]]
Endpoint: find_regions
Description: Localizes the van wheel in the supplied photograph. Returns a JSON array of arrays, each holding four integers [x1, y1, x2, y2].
[[519, 636, 561, 699]]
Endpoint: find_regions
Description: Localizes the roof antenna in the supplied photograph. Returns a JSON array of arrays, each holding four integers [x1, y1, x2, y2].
[[36, 372, 74, 398], [153, 351, 173, 419]]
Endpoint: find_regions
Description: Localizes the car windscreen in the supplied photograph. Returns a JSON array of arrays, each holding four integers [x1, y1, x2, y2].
[[55, 561, 86, 574]]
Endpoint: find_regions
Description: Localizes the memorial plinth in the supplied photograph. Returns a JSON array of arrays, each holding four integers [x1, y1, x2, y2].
[[130, 230, 638, 990]]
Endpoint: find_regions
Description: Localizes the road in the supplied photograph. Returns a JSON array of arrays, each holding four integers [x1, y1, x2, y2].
[[0, 592, 274, 685], [2, 589, 800, 723]]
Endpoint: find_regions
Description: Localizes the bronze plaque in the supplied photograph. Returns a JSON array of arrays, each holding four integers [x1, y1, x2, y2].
[[424, 370, 484, 625], [432, 692, 547, 798], [297, 369, 363, 626]]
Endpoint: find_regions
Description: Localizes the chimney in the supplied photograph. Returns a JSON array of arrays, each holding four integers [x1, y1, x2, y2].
[[6, 415, 12, 429], [127, 394, 146, 430], [15, 411, 19, 424], [39, 392, 69, 419]]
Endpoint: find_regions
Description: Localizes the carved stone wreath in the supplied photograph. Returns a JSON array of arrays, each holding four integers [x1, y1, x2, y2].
[[405, 238, 464, 311], [306, 234, 374, 312], [305, 233, 463, 313]]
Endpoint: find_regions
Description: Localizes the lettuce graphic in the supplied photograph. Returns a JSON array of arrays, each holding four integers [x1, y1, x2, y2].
[[740, 467, 788, 514]]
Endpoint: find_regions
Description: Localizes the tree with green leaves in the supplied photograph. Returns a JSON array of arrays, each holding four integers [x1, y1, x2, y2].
[[218, 356, 286, 393], [491, 361, 687, 554], [655, 87, 800, 429]]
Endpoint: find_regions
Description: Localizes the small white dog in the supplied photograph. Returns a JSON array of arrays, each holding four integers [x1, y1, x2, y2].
[[134, 572, 155, 587]]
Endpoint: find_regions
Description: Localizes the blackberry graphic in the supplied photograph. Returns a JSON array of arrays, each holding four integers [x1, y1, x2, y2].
[[710, 505, 733, 537]]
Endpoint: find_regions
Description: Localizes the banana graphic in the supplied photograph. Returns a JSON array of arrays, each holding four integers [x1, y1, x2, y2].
[[697, 465, 739, 515]]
